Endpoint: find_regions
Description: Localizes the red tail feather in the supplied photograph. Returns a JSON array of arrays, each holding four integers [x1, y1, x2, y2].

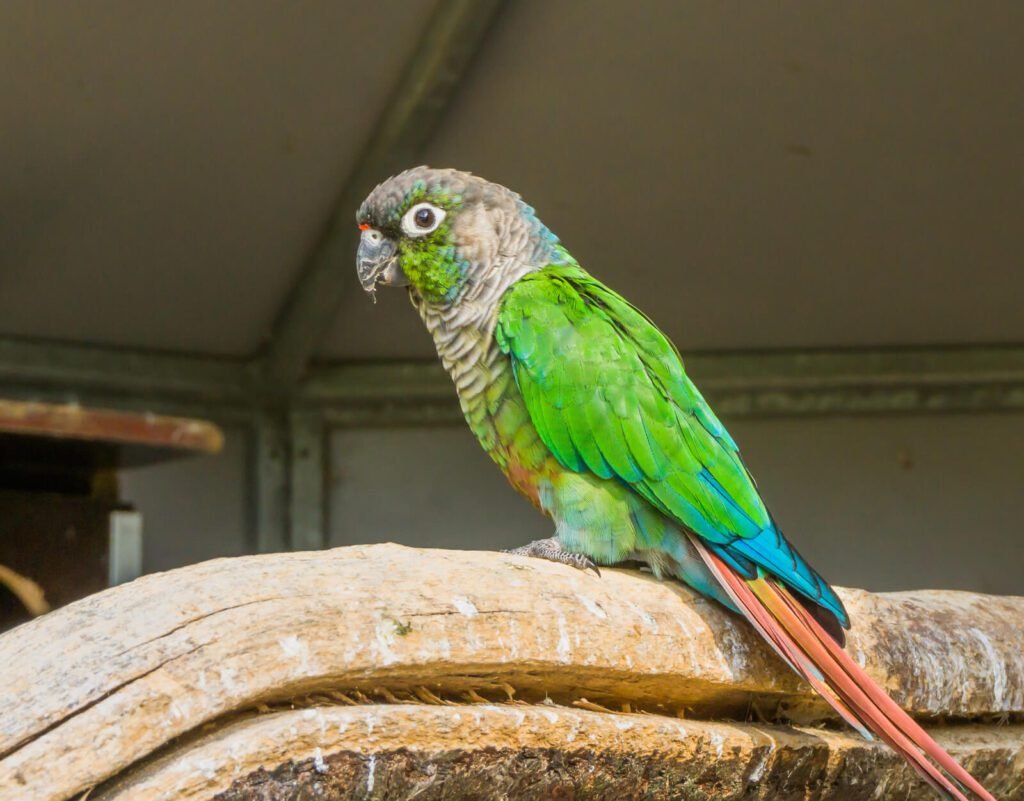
[[690, 535, 996, 801]]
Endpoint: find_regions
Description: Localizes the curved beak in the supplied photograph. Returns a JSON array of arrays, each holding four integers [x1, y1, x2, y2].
[[357, 228, 407, 296]]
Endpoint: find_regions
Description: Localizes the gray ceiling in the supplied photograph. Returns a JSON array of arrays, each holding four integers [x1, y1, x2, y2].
[[2, 1, 1022, 360], [0, 0, 439, 355]]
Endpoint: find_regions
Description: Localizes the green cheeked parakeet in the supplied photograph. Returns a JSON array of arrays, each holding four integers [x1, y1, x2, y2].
[[356, 167, 993, 800]]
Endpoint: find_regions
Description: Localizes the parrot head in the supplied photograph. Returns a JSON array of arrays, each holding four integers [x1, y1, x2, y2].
[[355, 166, 559, 305]]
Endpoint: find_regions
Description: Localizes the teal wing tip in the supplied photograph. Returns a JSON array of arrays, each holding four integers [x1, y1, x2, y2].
[[721, 525, 851, 636], [801, 568, 851, 640], [825, 582, 851, 631], [808, 565, 850, 632]]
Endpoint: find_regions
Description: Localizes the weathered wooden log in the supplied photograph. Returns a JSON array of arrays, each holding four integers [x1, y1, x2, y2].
[[1, 543, 1022, 800], [97, 707, 1024, 801]]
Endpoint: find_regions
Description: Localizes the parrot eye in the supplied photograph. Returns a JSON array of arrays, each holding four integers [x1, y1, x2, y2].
[[401, 202, 446, 237]]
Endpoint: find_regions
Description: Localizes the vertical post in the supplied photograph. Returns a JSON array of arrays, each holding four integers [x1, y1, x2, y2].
[[252, 413, 288, 553], [288, 405, 326, 551], [108, 510, 143, 585]]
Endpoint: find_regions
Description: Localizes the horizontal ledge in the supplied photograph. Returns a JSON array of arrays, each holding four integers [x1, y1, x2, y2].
[[306, 345, 1024, 423], [0, 399, 224, 454], [0, 336, 261, 416], [3, 335, 1024, 422], [1, 544, 1021, 800], [307, 345, 1024, 402], [317, 383, 1024, 427], [98, 705, 1024, 801]]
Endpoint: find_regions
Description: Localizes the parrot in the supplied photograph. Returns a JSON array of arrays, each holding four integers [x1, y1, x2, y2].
[[355, 166, 995, 800]]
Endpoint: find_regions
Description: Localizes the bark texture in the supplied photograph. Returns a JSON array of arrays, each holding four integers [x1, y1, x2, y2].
[[0, 543, 1021, 801], [101, 706, 1024, 801]]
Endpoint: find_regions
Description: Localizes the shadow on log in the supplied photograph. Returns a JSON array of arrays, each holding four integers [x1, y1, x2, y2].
[[1, 543, 1022, 800]]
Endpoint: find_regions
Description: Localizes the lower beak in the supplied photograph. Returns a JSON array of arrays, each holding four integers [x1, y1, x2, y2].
[[357, 233, 407, 293]]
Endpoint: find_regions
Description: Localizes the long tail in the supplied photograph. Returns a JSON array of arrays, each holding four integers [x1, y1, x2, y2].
[[689, 535, 996, 801]]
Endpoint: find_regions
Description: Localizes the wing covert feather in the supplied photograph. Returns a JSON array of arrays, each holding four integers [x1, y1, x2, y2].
[[496, 265, 848, 627], [497, 266, 769, 543]]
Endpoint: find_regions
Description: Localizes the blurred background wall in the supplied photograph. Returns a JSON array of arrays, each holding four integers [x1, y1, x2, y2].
[[3, 1, 1022, 598]]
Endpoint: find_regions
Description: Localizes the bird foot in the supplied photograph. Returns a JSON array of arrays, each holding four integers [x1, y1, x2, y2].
[[502, 538, 601, 576]]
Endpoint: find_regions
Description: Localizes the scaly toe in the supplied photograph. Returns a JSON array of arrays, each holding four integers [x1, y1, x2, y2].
[[503, 538, 601, 576]]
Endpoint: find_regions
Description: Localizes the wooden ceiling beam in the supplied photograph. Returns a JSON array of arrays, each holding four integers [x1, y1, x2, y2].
[[262, 0, 507, 388]]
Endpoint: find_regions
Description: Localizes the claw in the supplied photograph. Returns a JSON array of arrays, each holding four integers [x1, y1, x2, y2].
[[503, 538, 601, 577]]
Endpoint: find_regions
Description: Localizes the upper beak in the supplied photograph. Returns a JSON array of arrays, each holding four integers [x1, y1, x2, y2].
[[357, 228, 406, 294]]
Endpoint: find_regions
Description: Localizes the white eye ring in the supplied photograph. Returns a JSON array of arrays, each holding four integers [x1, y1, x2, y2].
[[401, 202, 446, 237]]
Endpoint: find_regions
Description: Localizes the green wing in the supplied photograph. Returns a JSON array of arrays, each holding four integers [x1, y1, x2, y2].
[[496, 263, 847, 625], [496, 264, 768, 543]]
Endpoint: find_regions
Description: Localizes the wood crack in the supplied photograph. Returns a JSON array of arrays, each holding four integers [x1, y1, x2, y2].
[[0, 642, 206, 764]]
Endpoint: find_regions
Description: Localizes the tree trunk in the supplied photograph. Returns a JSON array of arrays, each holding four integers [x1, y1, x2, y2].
[[1, 543, 1021, 800]]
